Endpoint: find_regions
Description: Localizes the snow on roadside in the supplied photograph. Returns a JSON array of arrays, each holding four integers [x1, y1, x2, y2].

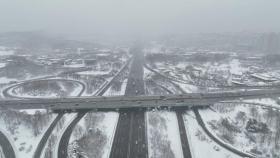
[[77, 70, 110, 76], [40, 113, 77, 158], [144, 67, 153, 79], [0, 147, 4, 158], [147, 111, 184, 158], [200, 102, 280, 157], [0, 128, 18, 158], [67, 76, 126, 158], [103, 79, 127, 96], [176, 82, 198, 93], [68, 112, 119, 158], [0, 110, 56, 158], [0, 63, 6, 68], [0, 77, 17, 84], [183, 111, 241, 158], [0, 47, 14, 56], [244, 98, 279, 108], [70, 83, 83, 96]]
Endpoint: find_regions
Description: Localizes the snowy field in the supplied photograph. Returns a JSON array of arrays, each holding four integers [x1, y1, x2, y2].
[[103, 79, 127, 96], [0, 46, 14, 56], [77, 69, 111, 76], [41, 113, 77, 158], [0, 110, 56, 158], [67, 75, 127, 157], [6, 80, 83, 98], [68, 112, 119, 158], [0, 147, 4, 158], [0, 63, 6, 69], [147, 111, 184, 158], [200, 101, 280, 157], [0, 77, 17, 84], [183, 111, 241, 158]]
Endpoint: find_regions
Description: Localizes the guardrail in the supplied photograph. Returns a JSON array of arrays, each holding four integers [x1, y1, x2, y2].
[[1, 88, 280, 110]]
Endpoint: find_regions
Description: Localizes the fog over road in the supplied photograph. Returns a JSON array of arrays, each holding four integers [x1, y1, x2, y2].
[[110, 45, 148, 158]]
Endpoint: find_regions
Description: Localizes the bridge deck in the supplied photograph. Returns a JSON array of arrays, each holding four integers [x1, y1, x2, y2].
[[0, 89, 279, 110]]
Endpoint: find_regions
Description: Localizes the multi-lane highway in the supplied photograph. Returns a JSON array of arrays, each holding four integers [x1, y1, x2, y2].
[[2, 46, 280, 158], [110, 45, 148, 158], [0, 131, 16, 158], [57, 59, 131, 158], [176, 111, 192, 158], [33, 113, 64, 158], [1, 87, 280, 110]]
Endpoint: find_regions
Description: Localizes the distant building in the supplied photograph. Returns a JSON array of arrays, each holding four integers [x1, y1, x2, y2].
[[257, 33, 280, 54]]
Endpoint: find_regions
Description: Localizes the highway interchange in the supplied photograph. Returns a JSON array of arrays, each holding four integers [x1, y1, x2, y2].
[[0, 46, 280, 158]]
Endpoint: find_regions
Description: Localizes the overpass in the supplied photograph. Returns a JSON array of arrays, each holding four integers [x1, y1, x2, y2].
[[0, 88, 279, 111]]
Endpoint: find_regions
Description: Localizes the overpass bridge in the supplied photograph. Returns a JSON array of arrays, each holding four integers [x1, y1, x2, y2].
[[1, 45, 279, 158], [0, 88, 279, 111]]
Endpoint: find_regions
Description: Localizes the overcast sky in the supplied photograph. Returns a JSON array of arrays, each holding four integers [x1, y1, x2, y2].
[[0, 0, 279, 36]]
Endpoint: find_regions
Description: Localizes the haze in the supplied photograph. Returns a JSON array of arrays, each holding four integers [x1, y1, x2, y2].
[[1, 0, 279, 36]]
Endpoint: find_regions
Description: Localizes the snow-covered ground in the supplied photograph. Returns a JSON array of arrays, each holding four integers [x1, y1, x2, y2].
[[176, 82, 198, 93], [0, 63, 6, 68], [183, 111, 241, 158], [0, 147, 4, 158], [63, 63, 85, 68], [200, 102, 280, 157], [147, 111, 184, 158], [0, 110, 56, 158], [244, 98, 279, 108], [0, 77, 17, 84], [77, 70, 111, 76], [7, 80, 83, 98], [41, 113, 77, 158], [202, 59, 248, 76], [144, 68, 186, 95], [67, 75, 126, 158], [103, 79, 127, 96], [68, 112, 119, 158], [0, 46, 14, 56]]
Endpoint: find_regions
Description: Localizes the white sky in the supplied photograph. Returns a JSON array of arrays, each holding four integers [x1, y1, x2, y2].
[[0, 0, 279, 36]]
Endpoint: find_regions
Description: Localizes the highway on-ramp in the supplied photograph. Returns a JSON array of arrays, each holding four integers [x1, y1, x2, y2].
[[57, 59, 131, 158], [2, 79, 86, 99], [0, 131, 16, 158]]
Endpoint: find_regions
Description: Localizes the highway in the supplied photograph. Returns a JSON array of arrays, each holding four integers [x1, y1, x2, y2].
[[33, 78, 86, 158], [110, 45, 148, 158], [0, 131, 16, 158], [176, 111, 192, 158], [145, 65, 256, 158], [57, 111, 88, 158], [33, 113, 64, 158], [57, 59, 131, 158], [1, 88, 280, 110], [1, 48, 280, 158], [148, 75, 193, 158]]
